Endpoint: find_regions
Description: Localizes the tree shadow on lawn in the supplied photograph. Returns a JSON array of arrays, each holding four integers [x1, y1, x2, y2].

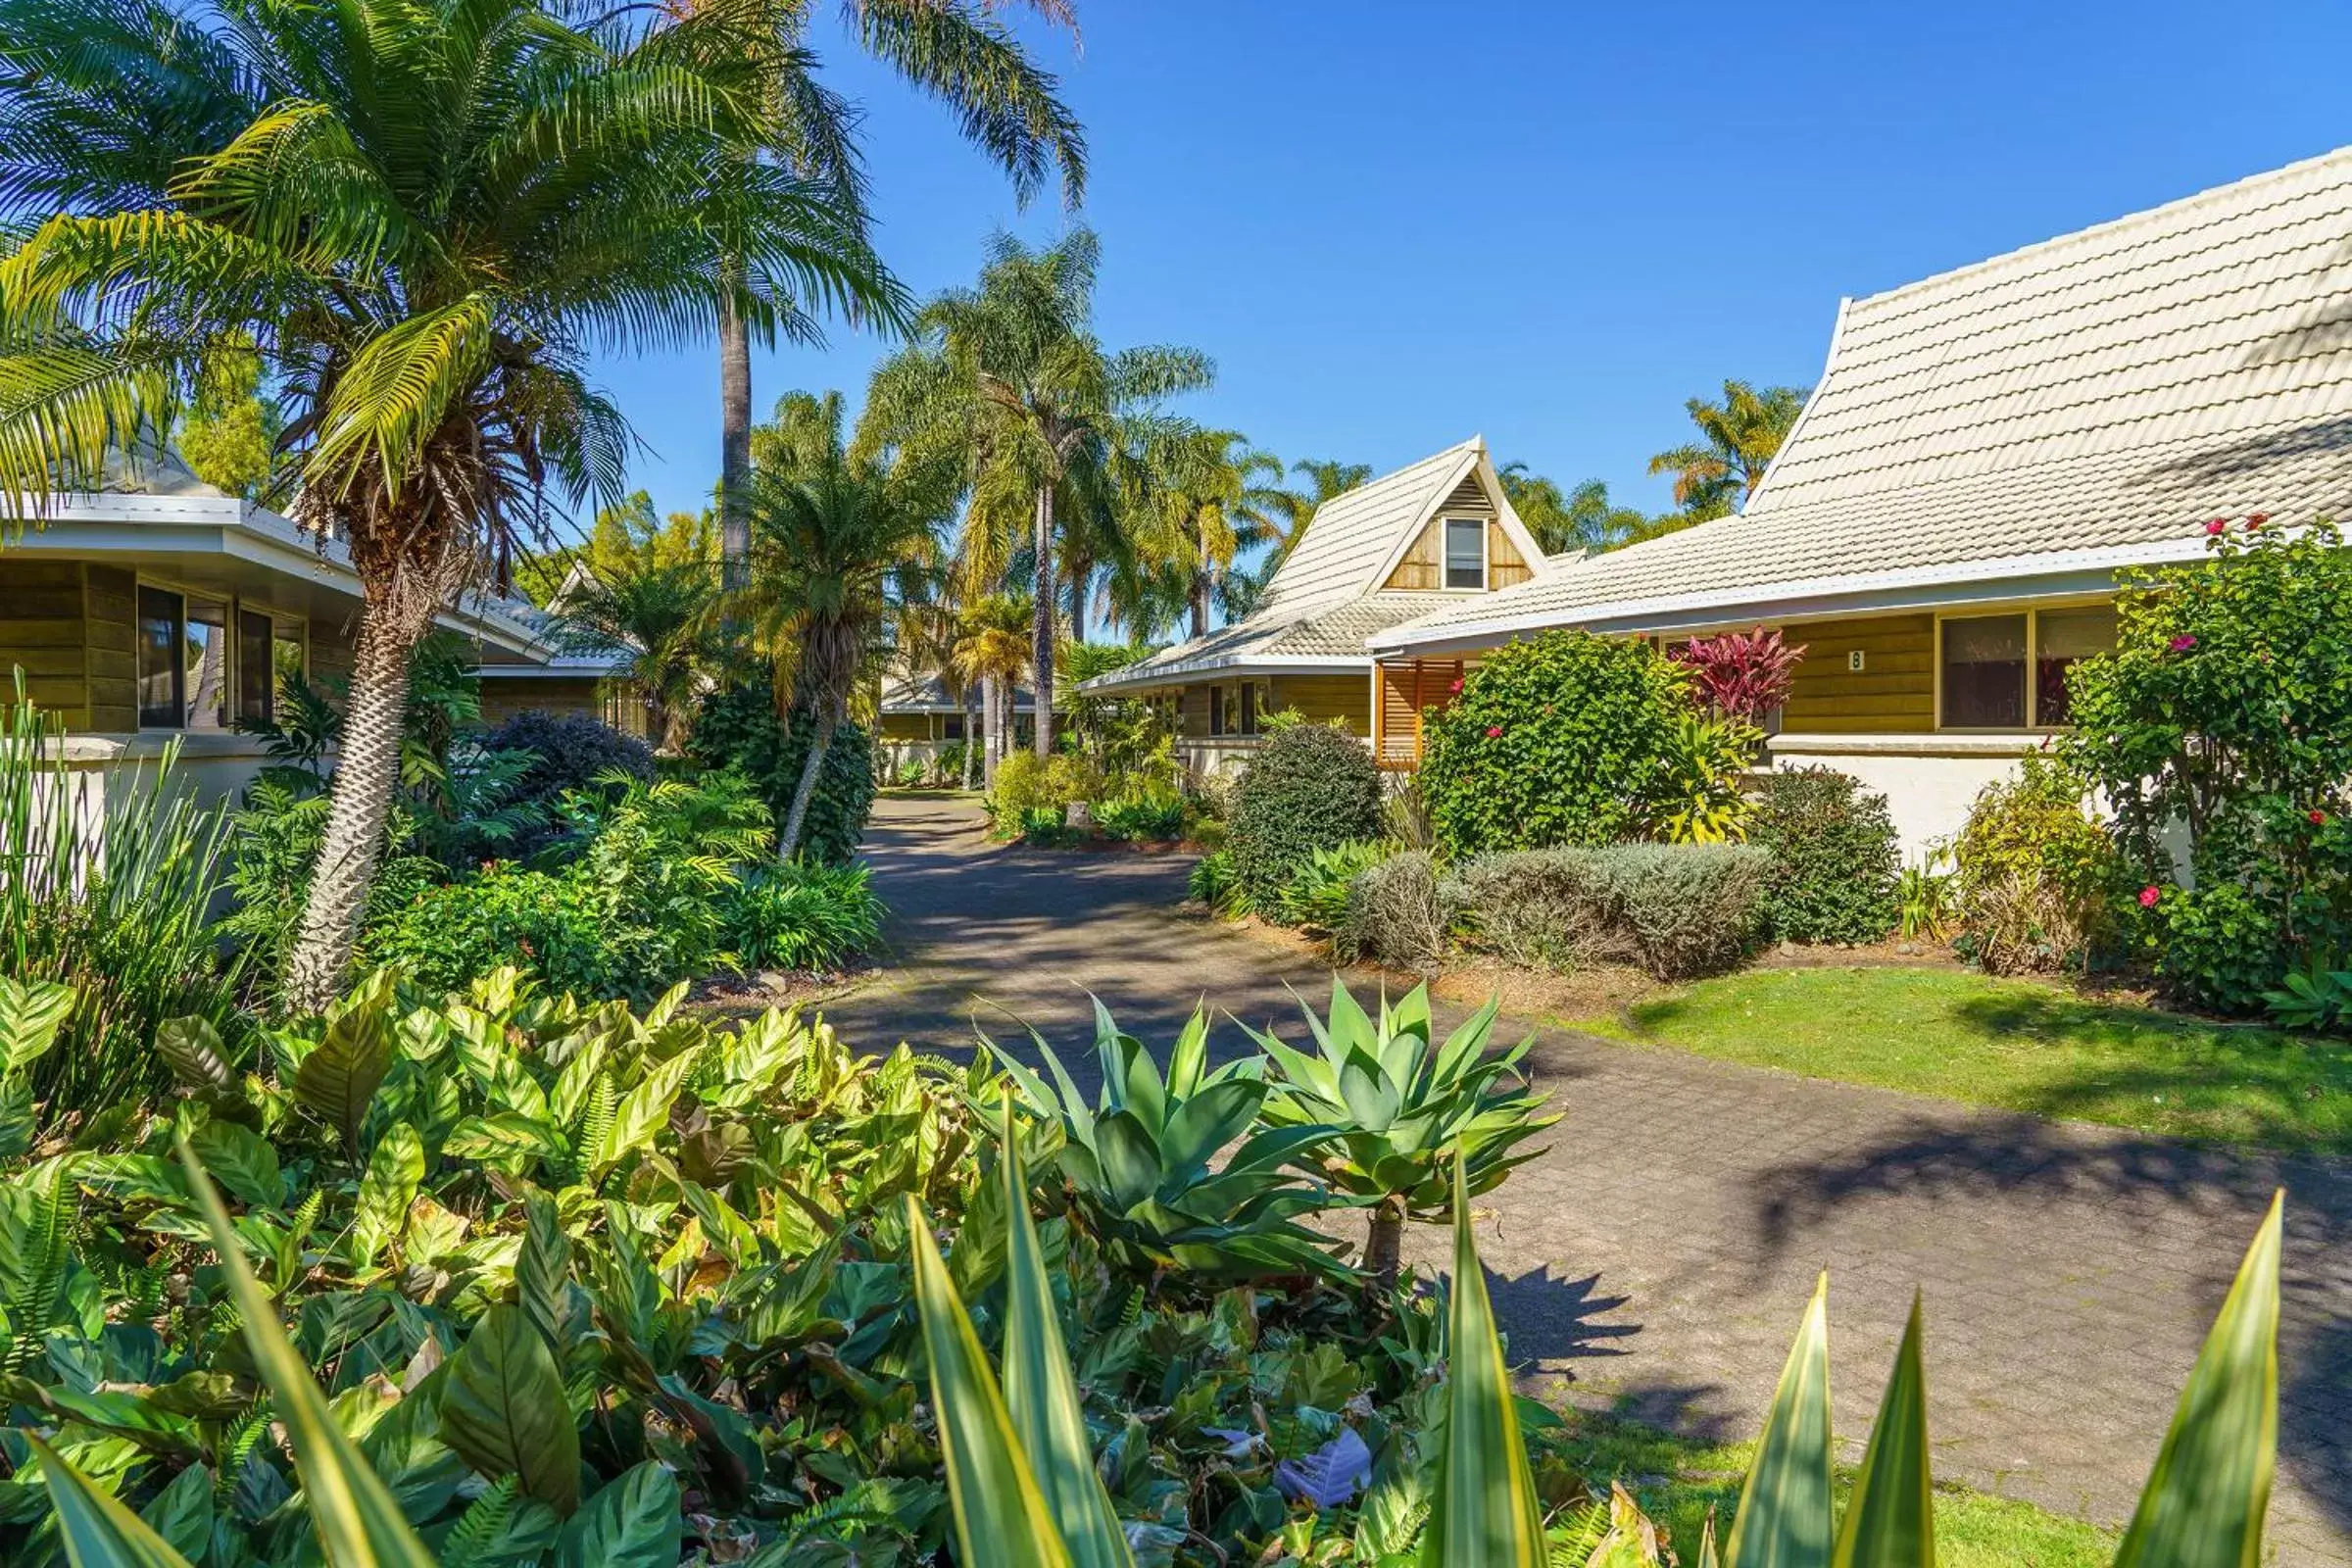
[[1741, 1108, 2352, 1541]]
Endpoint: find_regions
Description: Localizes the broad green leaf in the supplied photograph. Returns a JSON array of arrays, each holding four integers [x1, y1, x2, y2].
[[1164, 1005, 1209, 1098], [173, 1131, 439, 1568], [588, 1047, 699, 1175], [1156, 1079, 1263, 1188], [0, 976, 74, 1075], [0, 1071, 32, 1159], [186, 1119, 280, 1209], [551, 1461, 680, 1568], [2112, 1191, 2282, 1568], [137, 1460, 214, 1563], [156, 1017, 238, 1102], [515, 1192, 573, 1357], [28, 1433, 197, 1568], [349, 1123, 423, 1270], [906, 1194, 1075, 1568], [1419, 1158, 1544, 1568], [1090, 1110, 1161, 1214], [296, 976, 395, 1155], [1832, 1295, 1935, 1568], [438, 1303, 582, 1515], [1725, 1274, 1834, 1568], [0, 1156, 72, 1371], [997, 1102, 1136, 1568]]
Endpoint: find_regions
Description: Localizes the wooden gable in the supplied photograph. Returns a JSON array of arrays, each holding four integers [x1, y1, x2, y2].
[[1380, 473, 1533, 592]]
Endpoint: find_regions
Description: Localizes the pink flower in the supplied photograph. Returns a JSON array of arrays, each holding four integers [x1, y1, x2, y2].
[[2204, 518, 2227, 536], [1448, 677, 1463, 695], [2247, 513, 2268, 530], [1485, 725, 1503, 739], [2138, 886, 2161, 908], [2170, 634, 2198, 653]]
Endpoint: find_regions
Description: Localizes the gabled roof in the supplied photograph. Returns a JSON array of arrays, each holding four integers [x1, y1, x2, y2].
[[1082, 438, 1543, 690], [1376, 145, 2352, 654], [880, 671, 1034, 713]]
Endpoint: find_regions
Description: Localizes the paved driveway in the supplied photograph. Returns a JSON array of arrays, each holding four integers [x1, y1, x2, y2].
[[828, 793, 2352, 1562]]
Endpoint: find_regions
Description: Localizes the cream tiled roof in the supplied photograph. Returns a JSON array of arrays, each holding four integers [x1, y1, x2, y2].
[[1082, 438, 1538, 691], [1375, 146, 2352, 653]]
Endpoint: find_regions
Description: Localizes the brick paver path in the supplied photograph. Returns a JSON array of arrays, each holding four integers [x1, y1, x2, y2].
[[829, 794, 2352, 1562]]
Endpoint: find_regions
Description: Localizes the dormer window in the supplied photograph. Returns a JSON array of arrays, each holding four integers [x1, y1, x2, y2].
[[1444, 517, 1486, 589]]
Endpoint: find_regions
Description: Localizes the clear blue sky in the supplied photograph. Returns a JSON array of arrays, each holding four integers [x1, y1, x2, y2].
[[597, 0, 2345, 535]]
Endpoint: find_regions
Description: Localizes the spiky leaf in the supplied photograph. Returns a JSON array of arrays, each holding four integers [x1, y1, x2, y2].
[[1832, 1296, 1934, 1568], [1725, 1275, 1834, 1568], [29, 1433, 198, 1568]]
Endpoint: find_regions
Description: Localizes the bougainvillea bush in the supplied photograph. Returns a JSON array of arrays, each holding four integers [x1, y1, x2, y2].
[[1419, 629, 1706, 858], [2059, 518, 2352, 1010]]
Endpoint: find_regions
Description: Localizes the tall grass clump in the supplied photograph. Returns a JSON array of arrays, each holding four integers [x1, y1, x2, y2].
[[0, 687, 244, 1114]]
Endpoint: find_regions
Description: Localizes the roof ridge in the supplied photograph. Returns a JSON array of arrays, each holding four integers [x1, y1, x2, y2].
[[1847, 144, 2352, 313]]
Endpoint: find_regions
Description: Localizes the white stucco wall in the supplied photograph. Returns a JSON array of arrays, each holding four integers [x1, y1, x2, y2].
[[1766, 733, 2042, 863]]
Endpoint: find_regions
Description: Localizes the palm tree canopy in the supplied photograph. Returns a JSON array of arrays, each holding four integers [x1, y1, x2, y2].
[[1644, 379, 1809, 522], [0, 0, 905, 609], [1498, 463, 1654, 556], [952, 591, 1036, 688]]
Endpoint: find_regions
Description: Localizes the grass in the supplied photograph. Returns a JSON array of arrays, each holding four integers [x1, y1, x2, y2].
[[1580, 964, 2352, 1151], [1554, 1406, 2118, 1566]]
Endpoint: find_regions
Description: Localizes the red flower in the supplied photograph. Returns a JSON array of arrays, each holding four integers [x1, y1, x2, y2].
[[1448, 677, 1463, 695], [2204, 518, 2227, 536], [1485, 725, 1503, 739], [2247, 513, 2268, 530], [2311, 808, 2329, 826], [2138, 886, 2161, 908], [2170, 634, 2198, 653]]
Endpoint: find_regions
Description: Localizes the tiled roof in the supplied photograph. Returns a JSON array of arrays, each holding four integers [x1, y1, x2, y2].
[[1377, 146, 2352, 652], [1083, 593, 1459, 690], [1254, 438, 1483, 612], [881, 671, 1034, 712]]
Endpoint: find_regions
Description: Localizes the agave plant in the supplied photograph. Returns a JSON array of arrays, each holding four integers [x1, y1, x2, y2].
[[1242, 982, 1557, 1293], [985, 1001, 1352, 1284]]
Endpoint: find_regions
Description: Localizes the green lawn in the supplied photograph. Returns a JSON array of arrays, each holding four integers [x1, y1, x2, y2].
[[1556, 1407, 2117, 1566], [1580, 965, 2352, 1151]]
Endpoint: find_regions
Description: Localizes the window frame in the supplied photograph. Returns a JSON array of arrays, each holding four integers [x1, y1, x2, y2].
[[133, 571, 307, 734], [1933, 599, 2117, 733], [1441, 515, 1488, 591]]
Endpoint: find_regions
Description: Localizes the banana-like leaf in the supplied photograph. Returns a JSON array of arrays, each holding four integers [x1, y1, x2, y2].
[[186, 1119, 281, 1209], [156, 1016, 239, 1102], [27, 1433, 197, 1568], [905, 1194, 1075, 1568], [348, 1123, 422, 1270], [2112, 1191, 2282, 1568], [1725, 1275, 1834, 1568], [137, 1461, 214, 1563], [0, 975, 74, 1075], [588, 1048, 699, 1175], [1831, 1295, 1934, 1568], [295, 977, 395, 1155], [438, 1303, 582, 1516], [0, 1072, 32, 1160], [997, 1102, 1136, 1568], [516, 1191, 574, 1357], [173, 1131, 439, 1568], [550, 1461, 680, 1568], [1419, 1158, 1545, 1568]]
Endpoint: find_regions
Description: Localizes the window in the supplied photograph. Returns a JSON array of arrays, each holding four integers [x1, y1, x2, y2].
[[136, 586, 183, 729], [237, 611, 274, 725], [943, 713, 965, 742], [1444, 517, 1486, 590], [2034, 606, 2118, 727], [273, 625, 306, 705], [1207, 684, 1225, 737], [1239, 681, 1260, 735], [1939, 607, 2119, 729]]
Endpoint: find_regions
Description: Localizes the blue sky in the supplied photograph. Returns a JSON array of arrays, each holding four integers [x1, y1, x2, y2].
[[597, 0, 2345, 535]]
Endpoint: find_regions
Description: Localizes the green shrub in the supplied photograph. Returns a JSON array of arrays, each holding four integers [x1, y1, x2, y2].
[[986, 751, 1101, 838], [366, 861, 613, 996], [1343, 849, 1456, 968], [1276, 839, 1392, 932], [1093, 792, 1185, 841], [1952, 755, 2120, 976], [1449, 843, 1769, 979], [1750, 767, 1901, 944], [688, 678, 875, 863], [1419, 628, 1697, 858], [1188, 847, 1250, 914], [724, 860, 885, 971], [2058, 521, 2352, 1010], [1227, 721, 1383, 906], [477, 708, 656, 809]]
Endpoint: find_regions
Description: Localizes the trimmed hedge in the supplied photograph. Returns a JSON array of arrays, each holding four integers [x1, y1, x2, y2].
[[1227, 722, 1383, 907], [1750, 767, 1901, 945]]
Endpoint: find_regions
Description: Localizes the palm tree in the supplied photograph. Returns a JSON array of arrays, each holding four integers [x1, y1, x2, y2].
[[1125, 423, 1284, 637], [1646, 379, 1809, 522], [0, 0, 899, 1007], [712, 1, 1088, 588], [1260, 458, 1372, 565], [863, 228, 1212, 758], [952, 592, 1035, 787], [550, 561, 723, 754], [734, 396, 947, 857], [1498, 465, 1652, 556]]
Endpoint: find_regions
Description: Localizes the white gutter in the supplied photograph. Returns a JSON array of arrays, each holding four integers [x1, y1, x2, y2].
[[1077, 652, 1371, 694]]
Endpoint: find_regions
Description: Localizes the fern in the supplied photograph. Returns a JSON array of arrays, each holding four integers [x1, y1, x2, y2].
[[0, 1163, 72, 1374], [438, 1476, 521, 1568]]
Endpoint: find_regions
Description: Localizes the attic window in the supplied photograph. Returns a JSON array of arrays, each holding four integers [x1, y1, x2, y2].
[[1444, 517, 1486, 589]]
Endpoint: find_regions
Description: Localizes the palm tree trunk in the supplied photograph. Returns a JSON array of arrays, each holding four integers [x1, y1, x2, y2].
[[1031, 483, 1054, 759], [778, 696, 836, 860], [718, 293, 753, 591], [1364, 1193, 1407, 1297], [1066, 553, 1089, 646], [962, 682, 981, 790], [284, 597, 422, 1011], [1190, 571, 1209, 639], [980, 672, 999, 790]]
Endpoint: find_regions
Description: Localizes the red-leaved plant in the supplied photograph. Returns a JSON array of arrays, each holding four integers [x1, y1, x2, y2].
[[1672, 626, 1806, 721]]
